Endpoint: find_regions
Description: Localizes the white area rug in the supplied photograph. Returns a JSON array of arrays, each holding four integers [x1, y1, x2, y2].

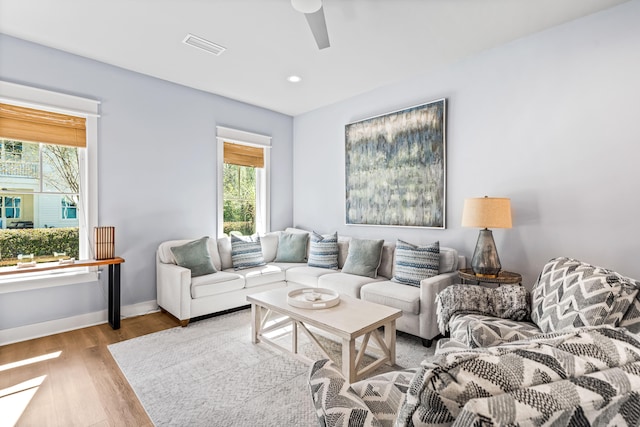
[[108, 308, 434, 426]]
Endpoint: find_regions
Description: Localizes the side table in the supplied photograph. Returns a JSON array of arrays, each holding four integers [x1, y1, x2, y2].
[[458, 268, 522, 286]]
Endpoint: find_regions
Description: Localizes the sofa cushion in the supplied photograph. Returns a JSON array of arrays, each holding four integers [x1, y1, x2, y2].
[[259, 231, 281, 263], [341, 238, 384, 278], [391, 240, 439, 287], [190, 271, 245, 299], [377, 242, 395, 280], [228, 264, 285, 288], [318, 272, 385, 299], [531, 257, 640, 333], [447, 313, 542, 349], [286, 266, 339, 287], [397, 327, 640, 427], [170, 237, 217, 277], [307, 231, 339, 270], [274, 232, 308, 263], [230, 235, 266, 270], [360, 281, 420, 315], [438, 247, 459, 273]]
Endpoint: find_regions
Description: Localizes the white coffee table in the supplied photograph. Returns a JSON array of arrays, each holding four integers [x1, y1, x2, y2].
[[247, 287, 402, 383]]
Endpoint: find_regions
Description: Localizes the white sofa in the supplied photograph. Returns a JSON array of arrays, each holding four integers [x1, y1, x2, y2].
[[156, 228, 465, 345]]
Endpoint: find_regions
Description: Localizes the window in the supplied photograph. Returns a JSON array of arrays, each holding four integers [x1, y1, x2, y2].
[[0, 81, 98, 289], [61, 197, 77, 219], [0, 140, 23, 161], [216, 126, 271, 237], [0, 196, 21, 218]]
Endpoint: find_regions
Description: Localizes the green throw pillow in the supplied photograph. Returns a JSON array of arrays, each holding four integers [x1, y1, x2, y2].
[[341, 238, 385, 278], [170, 237, 217, 277], [274, 232, 308, 263]]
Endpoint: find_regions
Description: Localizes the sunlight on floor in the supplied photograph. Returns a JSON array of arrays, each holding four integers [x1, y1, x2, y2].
[[0, 375, 46, 427], [0, 351, 62, 372], [0, 350, 61, 427]]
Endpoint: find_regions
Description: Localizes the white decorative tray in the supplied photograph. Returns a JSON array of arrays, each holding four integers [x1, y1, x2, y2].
[[287, 288, 340, 309]]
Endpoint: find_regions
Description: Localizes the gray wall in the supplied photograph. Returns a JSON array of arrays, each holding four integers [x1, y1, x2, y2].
[[0, 35, 293, 329], [292, 0, 640, 287]]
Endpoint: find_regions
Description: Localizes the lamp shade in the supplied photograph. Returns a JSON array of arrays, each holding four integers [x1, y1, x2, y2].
[[461, 197, 512, 229], [291, 0, 322, 13]]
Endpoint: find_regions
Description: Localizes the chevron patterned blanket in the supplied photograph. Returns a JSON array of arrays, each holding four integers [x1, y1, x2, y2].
[[397, 326, 640, 427], [435, 283, 530, 335]]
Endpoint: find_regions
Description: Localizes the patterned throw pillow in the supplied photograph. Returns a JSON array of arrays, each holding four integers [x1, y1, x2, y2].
[[307, 232, 339, 270], [530, 257, 640, 333], [230, 235, 266, 270], [170, 236, 217, 277], [392, 240, 439, 287]]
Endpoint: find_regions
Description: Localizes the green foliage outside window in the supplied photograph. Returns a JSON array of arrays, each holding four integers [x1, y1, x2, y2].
[[0, 227, 79, 267], [223, 163, 256, 235]]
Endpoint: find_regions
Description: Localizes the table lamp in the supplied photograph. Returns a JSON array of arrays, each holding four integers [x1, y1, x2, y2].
[[461, 196, 512, 278]]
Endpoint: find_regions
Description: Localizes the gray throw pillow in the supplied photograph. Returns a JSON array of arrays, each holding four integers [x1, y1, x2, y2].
[[392, 240, 440, 287], [274, 232, 308, 263], [341, 238, 384, 278], [231, 235, 266, 270], [170, 237, 217, 277]]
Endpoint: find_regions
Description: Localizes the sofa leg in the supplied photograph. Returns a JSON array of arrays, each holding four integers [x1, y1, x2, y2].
[[180, 319, 190, 327], [421, 338, 432, 348]]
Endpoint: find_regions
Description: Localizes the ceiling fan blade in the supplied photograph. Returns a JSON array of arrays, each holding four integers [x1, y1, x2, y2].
[[305, 6, 330, 49]]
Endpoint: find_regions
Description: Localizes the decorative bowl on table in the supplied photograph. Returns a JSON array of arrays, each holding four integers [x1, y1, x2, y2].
[[287, 288, 340, 309]]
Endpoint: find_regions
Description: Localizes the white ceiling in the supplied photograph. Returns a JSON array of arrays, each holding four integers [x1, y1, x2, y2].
[[0, 0, 629, 116]]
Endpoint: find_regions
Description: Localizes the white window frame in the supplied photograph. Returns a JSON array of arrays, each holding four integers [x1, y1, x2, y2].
[[216, 126, 271, 237], [0, 81, 100, 293]]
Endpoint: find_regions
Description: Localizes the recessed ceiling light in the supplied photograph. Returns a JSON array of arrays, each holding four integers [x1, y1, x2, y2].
[[287, 75, 302, 83], [183, 34, 226, 56]]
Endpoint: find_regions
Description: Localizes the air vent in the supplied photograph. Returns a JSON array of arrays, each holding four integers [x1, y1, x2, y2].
[[182, 34, 226, 56]]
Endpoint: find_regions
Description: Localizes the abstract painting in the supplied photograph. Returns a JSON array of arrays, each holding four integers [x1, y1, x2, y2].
[[345, 99, 446, 228]]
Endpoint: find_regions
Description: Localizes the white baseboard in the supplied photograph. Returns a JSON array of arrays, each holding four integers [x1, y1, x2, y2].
[[0, 300, 159, 346]]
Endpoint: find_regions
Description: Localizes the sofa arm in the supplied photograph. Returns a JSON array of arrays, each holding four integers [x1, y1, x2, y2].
[[156, 256, 192, 322], [419, 271, 460, 340], [435, 284, 530, 335], [308, 359, 382, 427]]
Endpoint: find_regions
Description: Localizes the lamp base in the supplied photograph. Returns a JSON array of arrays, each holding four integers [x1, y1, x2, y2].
[[470, 228, 502, 278]]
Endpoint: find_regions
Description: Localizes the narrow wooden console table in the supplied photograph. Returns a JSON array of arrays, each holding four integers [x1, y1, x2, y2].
[[0, 257, 125, 329]]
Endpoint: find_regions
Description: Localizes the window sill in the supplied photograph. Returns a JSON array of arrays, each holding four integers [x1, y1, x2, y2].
[[0, 269, 99, 294]]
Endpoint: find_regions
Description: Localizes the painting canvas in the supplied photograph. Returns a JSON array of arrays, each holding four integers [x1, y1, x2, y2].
[[345, 99, 446, 228]]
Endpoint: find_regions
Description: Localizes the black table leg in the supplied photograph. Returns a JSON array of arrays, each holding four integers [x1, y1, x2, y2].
[[108, 263, 121, 329]]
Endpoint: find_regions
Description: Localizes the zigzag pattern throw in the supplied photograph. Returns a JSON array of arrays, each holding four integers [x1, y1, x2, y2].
[[530, 257, 640, 333]]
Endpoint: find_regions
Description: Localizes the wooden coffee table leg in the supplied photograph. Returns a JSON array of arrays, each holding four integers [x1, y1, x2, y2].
[[342, 338, 357, 383], [251, 303, 261, 343], [385, 320, 397, 365]]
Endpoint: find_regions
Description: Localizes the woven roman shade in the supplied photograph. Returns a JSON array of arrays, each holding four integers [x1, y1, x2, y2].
[[0, 103, 86, 147], [224, 142, 264, 168]]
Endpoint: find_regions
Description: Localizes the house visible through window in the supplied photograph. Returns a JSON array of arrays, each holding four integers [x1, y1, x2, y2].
[[0, 100, 86, 267]]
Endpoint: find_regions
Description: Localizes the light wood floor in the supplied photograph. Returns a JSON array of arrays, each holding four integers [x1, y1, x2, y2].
[[0, 312, 181, 427]]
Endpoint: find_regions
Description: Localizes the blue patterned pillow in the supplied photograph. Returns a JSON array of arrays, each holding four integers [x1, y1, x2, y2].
[[392, 240, 439, 286], [307, 232, 339, 270], [230, 235, 266, 270]]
